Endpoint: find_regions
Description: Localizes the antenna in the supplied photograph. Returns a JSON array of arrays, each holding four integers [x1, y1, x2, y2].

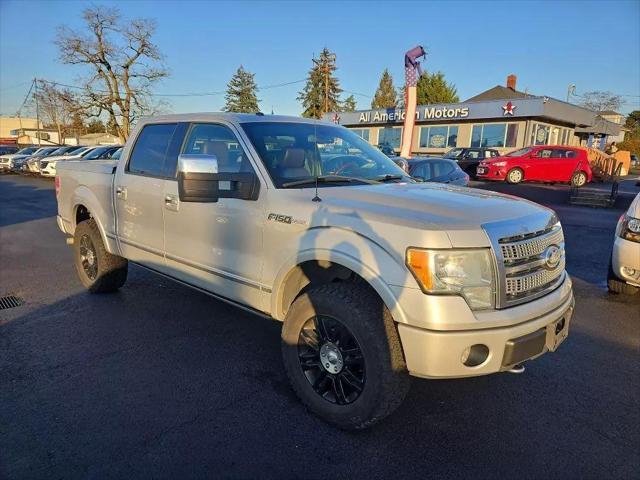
[[312, 174, 321, 202]]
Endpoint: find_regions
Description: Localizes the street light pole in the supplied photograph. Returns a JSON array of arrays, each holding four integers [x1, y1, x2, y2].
[[566, 84, 576, 103]]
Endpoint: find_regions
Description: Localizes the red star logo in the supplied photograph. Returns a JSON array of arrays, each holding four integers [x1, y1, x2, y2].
[[502, 101, 516, 116], [332, 113, 340, 124]]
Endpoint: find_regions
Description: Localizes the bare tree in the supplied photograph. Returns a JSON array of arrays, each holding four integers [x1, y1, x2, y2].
[[34, 81, 81, 144], [579, 91, 623, 113], [56, 6, 168, 142]]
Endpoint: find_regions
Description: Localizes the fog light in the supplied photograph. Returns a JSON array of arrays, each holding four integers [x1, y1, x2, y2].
[[461, 344, 489, 367], [622, 266, 638, 278], [555, 318, 566, 335]]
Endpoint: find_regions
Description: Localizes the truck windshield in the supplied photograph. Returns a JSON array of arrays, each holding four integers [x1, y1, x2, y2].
[[241, 122, 410, 188]]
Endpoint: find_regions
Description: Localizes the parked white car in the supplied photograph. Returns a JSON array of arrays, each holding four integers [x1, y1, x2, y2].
[[608, 193, 640, 295], [40, 145, 121, 177], [0, 147, 39, 173], [24, 147, 62, 173]]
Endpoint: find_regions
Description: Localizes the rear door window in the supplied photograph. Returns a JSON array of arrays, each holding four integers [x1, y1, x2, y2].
[[432, 161, 455, 179], [128, 123, 177, 176]]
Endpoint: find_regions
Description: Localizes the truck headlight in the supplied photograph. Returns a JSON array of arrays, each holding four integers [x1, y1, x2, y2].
[[406, 248, 496, 310], [617, 214, 640, 243]]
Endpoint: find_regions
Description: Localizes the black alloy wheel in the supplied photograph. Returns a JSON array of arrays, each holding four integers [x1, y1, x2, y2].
[[298, 315, 365, 405], [79, 234, 98, 281]]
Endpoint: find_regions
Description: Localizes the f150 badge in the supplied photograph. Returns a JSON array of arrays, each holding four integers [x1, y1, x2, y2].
[[267, 213, 307, 225]]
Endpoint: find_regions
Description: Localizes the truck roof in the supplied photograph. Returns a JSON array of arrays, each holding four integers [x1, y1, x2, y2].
[[137, 112, 331, 125]]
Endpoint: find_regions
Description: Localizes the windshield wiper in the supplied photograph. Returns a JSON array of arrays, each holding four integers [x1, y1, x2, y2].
[[376, 174, 407, 183], [281, 175, 378, 188]]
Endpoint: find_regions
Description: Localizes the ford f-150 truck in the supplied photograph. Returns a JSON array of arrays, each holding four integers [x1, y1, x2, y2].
[[56, 113, 574, 429]]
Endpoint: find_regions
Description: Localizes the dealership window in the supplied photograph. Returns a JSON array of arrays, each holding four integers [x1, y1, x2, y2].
[[470, 123, 518, 148], [530, 123, 551, 145], [419, 125, 458, 148], [378, 126, 402, 149], [351, 128, 370, 142]]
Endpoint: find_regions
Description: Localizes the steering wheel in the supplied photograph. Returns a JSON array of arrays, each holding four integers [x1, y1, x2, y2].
[[329, 155, 363, 176]]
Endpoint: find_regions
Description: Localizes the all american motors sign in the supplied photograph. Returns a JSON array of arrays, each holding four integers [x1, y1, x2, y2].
[[358, 106, 470, 123]]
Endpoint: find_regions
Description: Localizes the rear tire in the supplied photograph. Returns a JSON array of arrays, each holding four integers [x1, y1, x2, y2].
[[506, 168, 523, 184], [281, 283, 410, 430], [73, 219, 128, 293], [571, 171, 588, 188]]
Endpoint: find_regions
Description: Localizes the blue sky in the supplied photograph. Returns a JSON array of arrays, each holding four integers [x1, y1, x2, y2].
[[1, 0, 639, 117]]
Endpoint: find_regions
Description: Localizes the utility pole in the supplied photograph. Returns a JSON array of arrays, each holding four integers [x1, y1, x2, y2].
[[313, 51, 336, 115], [33, 78, 41, 146]]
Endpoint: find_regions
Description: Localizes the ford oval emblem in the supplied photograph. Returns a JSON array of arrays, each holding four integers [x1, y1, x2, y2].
[[544, 245, 562, 270]]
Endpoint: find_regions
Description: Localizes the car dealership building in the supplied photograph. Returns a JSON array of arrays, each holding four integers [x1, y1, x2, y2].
[[324, 76, 622, 156]]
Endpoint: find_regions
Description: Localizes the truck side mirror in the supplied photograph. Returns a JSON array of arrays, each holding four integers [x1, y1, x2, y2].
[[177, 154, 260, 203]]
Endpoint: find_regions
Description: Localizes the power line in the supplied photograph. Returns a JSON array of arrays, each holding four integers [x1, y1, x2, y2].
[[15, 80, 35, 115], [37, 78, 307, 98]]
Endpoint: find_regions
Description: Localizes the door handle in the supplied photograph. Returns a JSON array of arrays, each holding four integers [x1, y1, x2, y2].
[[115, 186, 127, 200], [164, 194, 179, 211]]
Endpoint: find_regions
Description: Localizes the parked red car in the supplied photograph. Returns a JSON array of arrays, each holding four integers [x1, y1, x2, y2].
[[476, 146, 592, 187]]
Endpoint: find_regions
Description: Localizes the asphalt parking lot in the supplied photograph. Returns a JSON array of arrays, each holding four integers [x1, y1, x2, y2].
[[1, 174, 639, 479]]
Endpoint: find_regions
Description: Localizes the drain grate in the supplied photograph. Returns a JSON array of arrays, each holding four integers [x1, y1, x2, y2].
[[0, 295, 25, 310]]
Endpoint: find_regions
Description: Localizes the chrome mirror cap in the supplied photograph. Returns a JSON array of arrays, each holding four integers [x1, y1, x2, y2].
[[178, 154, 219, 174]]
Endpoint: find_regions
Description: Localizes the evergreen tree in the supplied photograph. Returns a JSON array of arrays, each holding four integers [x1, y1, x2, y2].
[[416, 71, 459, 104], [371, 69, 398, 109], [297, 48, 342, 119], [342, 95, 357, 112], [224, 65, 260, 113]]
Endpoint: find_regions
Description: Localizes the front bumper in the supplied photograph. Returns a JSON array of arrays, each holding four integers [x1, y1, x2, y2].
[[612, 236, 640, 286], [396, 276, 574, 378], [476, 165, 506, 180], [41, 165, 56, 177], [0, 164, 11, 172]]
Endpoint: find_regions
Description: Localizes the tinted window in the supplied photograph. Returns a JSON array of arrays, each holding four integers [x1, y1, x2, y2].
[[181, 123, 251, 174], [536, 149, 554, 158], [242, 122, 407, 187], [432, 161, 455, 178], [128, 123, 177, 176]]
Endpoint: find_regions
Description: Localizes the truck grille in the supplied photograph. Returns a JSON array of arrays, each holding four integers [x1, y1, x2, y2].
[[498, 224, 565, 307]]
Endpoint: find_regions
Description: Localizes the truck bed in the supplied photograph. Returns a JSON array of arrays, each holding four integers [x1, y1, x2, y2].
[[56, 159, 117, 239]]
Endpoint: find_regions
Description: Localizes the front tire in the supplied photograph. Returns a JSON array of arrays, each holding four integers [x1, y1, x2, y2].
[[571, 171, 588, 188], [73, 219, 128, 293], [506, 168, 524, 184], [281, 283, 410, 430]]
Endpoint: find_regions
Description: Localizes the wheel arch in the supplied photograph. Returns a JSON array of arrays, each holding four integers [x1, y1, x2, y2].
[[271, 250, 408, 325], [70, 186, 116, 253]]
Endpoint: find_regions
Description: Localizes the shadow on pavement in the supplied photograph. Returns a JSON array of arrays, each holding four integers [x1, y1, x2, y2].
[[0, 175, 57, 227]]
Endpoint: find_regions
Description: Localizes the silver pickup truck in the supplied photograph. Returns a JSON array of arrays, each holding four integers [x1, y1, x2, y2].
[[56, 113, 574, 429]]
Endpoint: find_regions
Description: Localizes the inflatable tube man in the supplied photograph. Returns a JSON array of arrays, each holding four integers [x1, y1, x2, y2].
[[400, 46, 426, 158]]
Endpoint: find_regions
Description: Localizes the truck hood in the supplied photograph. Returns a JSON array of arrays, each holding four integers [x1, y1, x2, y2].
[[317, 182, 553, 230]]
